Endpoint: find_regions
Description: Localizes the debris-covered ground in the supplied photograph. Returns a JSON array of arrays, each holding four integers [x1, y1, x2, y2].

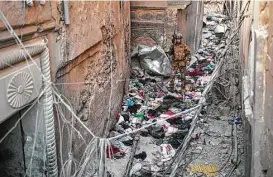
[[106, 9, 244, 177]]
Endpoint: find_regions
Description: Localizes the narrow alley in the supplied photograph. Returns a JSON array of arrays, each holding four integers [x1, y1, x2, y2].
[[0, 1, 272, 177]]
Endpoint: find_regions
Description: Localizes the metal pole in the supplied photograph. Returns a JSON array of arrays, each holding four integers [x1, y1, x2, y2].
[[63, 0, 70, 25]]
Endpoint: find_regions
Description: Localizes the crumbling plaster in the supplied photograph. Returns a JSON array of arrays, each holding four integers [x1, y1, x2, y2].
[[54, 2, 131, 165], [241, 1, 273, 177], [0, 1, 131, 172]]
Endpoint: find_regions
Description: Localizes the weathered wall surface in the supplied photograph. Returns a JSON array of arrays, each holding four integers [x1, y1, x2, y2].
[[131, 1, 203, 53], [0, 1, 58, 30], [240, 1, 273, 177], [0, 1, 59, 48], [56, 1, 130, 136], [165, 6, 177, 51], [54, 2, 130, 163], [130, 1, 167, 50], [0, 1, 130, 175], [176, 1, 204, 53]]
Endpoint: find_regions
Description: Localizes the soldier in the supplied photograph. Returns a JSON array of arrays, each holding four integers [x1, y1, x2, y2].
[[169, 33, 191, 95]]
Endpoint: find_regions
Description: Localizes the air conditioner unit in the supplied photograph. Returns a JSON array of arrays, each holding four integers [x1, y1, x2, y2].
[[0, 40, 43, 124]]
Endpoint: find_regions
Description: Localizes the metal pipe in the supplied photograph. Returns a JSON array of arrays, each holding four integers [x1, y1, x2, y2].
[[63, 0, 70, 25]]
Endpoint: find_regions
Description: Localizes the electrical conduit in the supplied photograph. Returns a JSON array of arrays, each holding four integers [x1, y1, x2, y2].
[[40, 47, 58, 177], [0, 40, 58, 176]]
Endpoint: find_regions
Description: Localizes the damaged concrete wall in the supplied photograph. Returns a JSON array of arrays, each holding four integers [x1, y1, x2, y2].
[[240, 1, 273, 177], [0, 1, 131, 174], [56, 1, 130, 137], [54, 2, 131, 167]]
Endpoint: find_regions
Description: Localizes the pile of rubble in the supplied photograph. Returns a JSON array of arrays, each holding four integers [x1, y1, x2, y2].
[[106, 12, 242, 177]]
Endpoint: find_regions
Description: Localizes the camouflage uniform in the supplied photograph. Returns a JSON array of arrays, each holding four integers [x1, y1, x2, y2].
[[169, 34, 191, 94]]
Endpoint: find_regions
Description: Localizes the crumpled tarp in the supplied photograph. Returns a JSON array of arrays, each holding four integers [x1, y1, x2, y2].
[[131, 45, 172, 76]]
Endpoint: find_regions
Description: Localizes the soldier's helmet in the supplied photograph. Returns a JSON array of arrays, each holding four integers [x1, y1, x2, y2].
[[173, 33, 183, 44], [175, 33, 183, 39]]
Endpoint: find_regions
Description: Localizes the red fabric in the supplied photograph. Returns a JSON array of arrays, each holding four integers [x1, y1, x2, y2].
[[166, 144, 172, 153], [163, 110, 175, 116], [148, 114, 156, 119], [157, 92, 165, 97], [139, 92, 145, 99], [106, 145, 125, 158], [188, 70, 202, 76], [163, 110, 176, 120]]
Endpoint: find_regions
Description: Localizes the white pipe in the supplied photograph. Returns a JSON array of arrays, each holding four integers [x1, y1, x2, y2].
[[40, 47, 58, 177], [63, 1, 70, 25]]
